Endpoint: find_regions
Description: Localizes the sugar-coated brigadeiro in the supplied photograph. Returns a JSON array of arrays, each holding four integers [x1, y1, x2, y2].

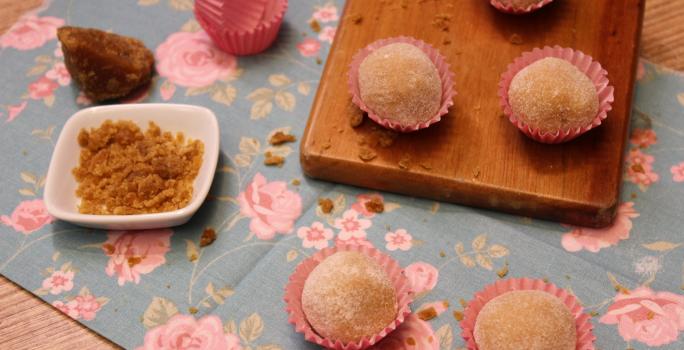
[[301, 251, 397, 343], [508, 57, 599, 133], [474, 290, 576, 350], [358, 43, 441, 127]]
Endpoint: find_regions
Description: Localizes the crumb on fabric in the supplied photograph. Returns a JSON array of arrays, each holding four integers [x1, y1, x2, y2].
[[188, 307, 198, 314], [199, 227, 217, 247], [318, 198, 334, 214], [264, 152, 284, 167], [291, 179, 301, 186], [453, 310, 464, 321], [269, 131, 296, 145], [365, 197, 384, 213], [309, 19, 321, 33], [417, 307, 438, 321]]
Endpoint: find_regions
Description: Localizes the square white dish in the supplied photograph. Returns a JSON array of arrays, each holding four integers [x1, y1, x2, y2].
[[44, 103, 219, 230]]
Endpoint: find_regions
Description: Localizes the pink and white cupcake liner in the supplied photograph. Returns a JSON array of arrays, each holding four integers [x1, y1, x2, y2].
[[490, 0, 555, 14], [460, 277, 596, 350], [348, 36, 456, 133], [284, 244, 413, 350], [195, 0, 287, 56], [499, 46, 614, 144], [222, 0, 268, 33]]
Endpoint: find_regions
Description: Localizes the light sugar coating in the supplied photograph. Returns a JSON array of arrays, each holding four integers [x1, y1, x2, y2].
[[474, 290, 576, 350], [508, 57, 599, 133], [500, 0, 544, 9], [358, 43, 442, 127], [301, 251, 398, 343]]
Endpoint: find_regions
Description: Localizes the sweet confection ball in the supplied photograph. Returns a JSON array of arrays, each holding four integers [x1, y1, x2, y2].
[[508, 57, 599, 133], [474, 290, 576, 350], [301, 251, 398, 343], [358, 43, 442, 127]]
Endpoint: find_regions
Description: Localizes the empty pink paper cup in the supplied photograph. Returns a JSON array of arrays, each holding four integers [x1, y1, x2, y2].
[[490, 0, 555, 14], [284, 244, 413, 350], [460, 277, 596, 350], [348, 36, 456, 133], [221, 0, 268, 33], [499, 46, 614, 144]]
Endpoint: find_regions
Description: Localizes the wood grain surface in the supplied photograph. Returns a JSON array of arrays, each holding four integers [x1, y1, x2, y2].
[[301, 0, 642, 228], [0, 0, 682, 349]]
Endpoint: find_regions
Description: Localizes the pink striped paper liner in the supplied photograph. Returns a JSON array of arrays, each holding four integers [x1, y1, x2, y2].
[[460, 278, 596, 350], [499, 46, 614, 144], [348, 36, 456, 133], [222, 0, 268, 33], [195, 0, 287, 56], [490, 0, 555, 14], [284, 244, 413, 350], [194, 0, 222, 28]]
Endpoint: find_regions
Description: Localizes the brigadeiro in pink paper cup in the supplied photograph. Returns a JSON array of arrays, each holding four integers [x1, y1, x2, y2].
[[499, 46, 614, 144], [348, 36, 455, 133], [460, 278, 595, 350], [284, 244, 413, 349], [195, 0, 287, 56], [490, 0, 555, 14]]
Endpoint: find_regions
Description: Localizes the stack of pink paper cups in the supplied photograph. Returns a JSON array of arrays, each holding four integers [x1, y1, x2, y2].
[[195, 0, 288, 55]]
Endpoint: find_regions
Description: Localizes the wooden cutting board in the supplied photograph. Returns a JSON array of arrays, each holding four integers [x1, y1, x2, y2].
[[301, 0, 644, 228]]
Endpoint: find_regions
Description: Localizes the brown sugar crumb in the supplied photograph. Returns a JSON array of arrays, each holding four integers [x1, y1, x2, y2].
[[509, 33, 524, 45], [315, 57, 322, 65], [377, 130, 397, 147], [439, 250, 446, 258], [631, 192, 637, 199], [358, 148, 377, 162], [264, 152, 284, 167], [58, 27, 154, 102], [497, 263, 509, 278], [291, 179, 301, 186], [318, 198, 334, 214], [199, 227, 217, 247], [349, 14, 363, 24], [321, 141, 332, 150], [188, 307, 198, 315], [417, 307, 438, 321], [589, 310, 600, 317], [453, 310, 464, 321], [398, 156, 411, 170], [459, 298, 468, 309], [365, 197, 384, 214], [73, 120, 203, 215], [350, 113, 364, 128], [309, 19, 321, 33], [420, 163, 432, 171], [269, 131, 296, 145], [432, 14, 451, 32], [443, 38, 451, 45]]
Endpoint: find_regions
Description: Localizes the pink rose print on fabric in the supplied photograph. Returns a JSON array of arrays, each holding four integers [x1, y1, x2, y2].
[[625, 149, 659, 189], [160, 81, 176, 101], [71, 294, 102, 321], [630, 128, 657, 148], [1, 199, 54, 234], [297, 38, 321, 57], [156, 31, 237, 88], [351, 193, 384, 218], [600, 287, 684, 347], [0, 15, 64, 50], [5, 101, 27, 123], [102, 229, 173, 286], [385, 229, 412, 251], [137, 314, 242, 350], [28, 76, 59, 100], [52, 300, 79, 319], [311, 4, 339, 23], [335, 235, 374, 248], [334, 209, 372, 240], [297, 221, 333, 250], [403, 262, 438, 295], [45, 62, 71, 86], [75, 91, 93, 106], [318, 26, 336, 43], [238, 173, 302, 240], [371, 313, 438, 350], [671, 162, 684, 182], [42, 270, 74, 295], [561, 202, 639, 253]]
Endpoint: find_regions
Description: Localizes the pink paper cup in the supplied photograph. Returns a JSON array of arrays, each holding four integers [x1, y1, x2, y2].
[[196, 0, 287, 56], [499, 46, 614, 144], [348, 36, 456, 133], [221, 0, 268, 33], [460, 278, 596, 350], [284, 244, 413, 350], [490, 0, 555, 14]]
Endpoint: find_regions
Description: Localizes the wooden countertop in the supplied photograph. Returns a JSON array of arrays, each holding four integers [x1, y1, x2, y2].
[[0, 0, 681, 348]]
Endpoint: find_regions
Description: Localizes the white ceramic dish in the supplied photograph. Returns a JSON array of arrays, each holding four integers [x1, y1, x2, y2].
[[44, 104, 219, 230]]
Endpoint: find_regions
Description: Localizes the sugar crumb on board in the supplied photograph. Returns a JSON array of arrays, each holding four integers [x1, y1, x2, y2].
[[432, 14, 451, 32], [199, 227, 217, 247], [350, 112, 364, 128], [398, 155, 411, 170], [264, 152, 284, 167], [420, 163, 432, 171], [358, 148, 377, 162], [318, 198, 334, 213], [509, 33, 524, 45], [269, 131, 296, 145], [348, 14, 363, 24], [321, 141, 332, 150]]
